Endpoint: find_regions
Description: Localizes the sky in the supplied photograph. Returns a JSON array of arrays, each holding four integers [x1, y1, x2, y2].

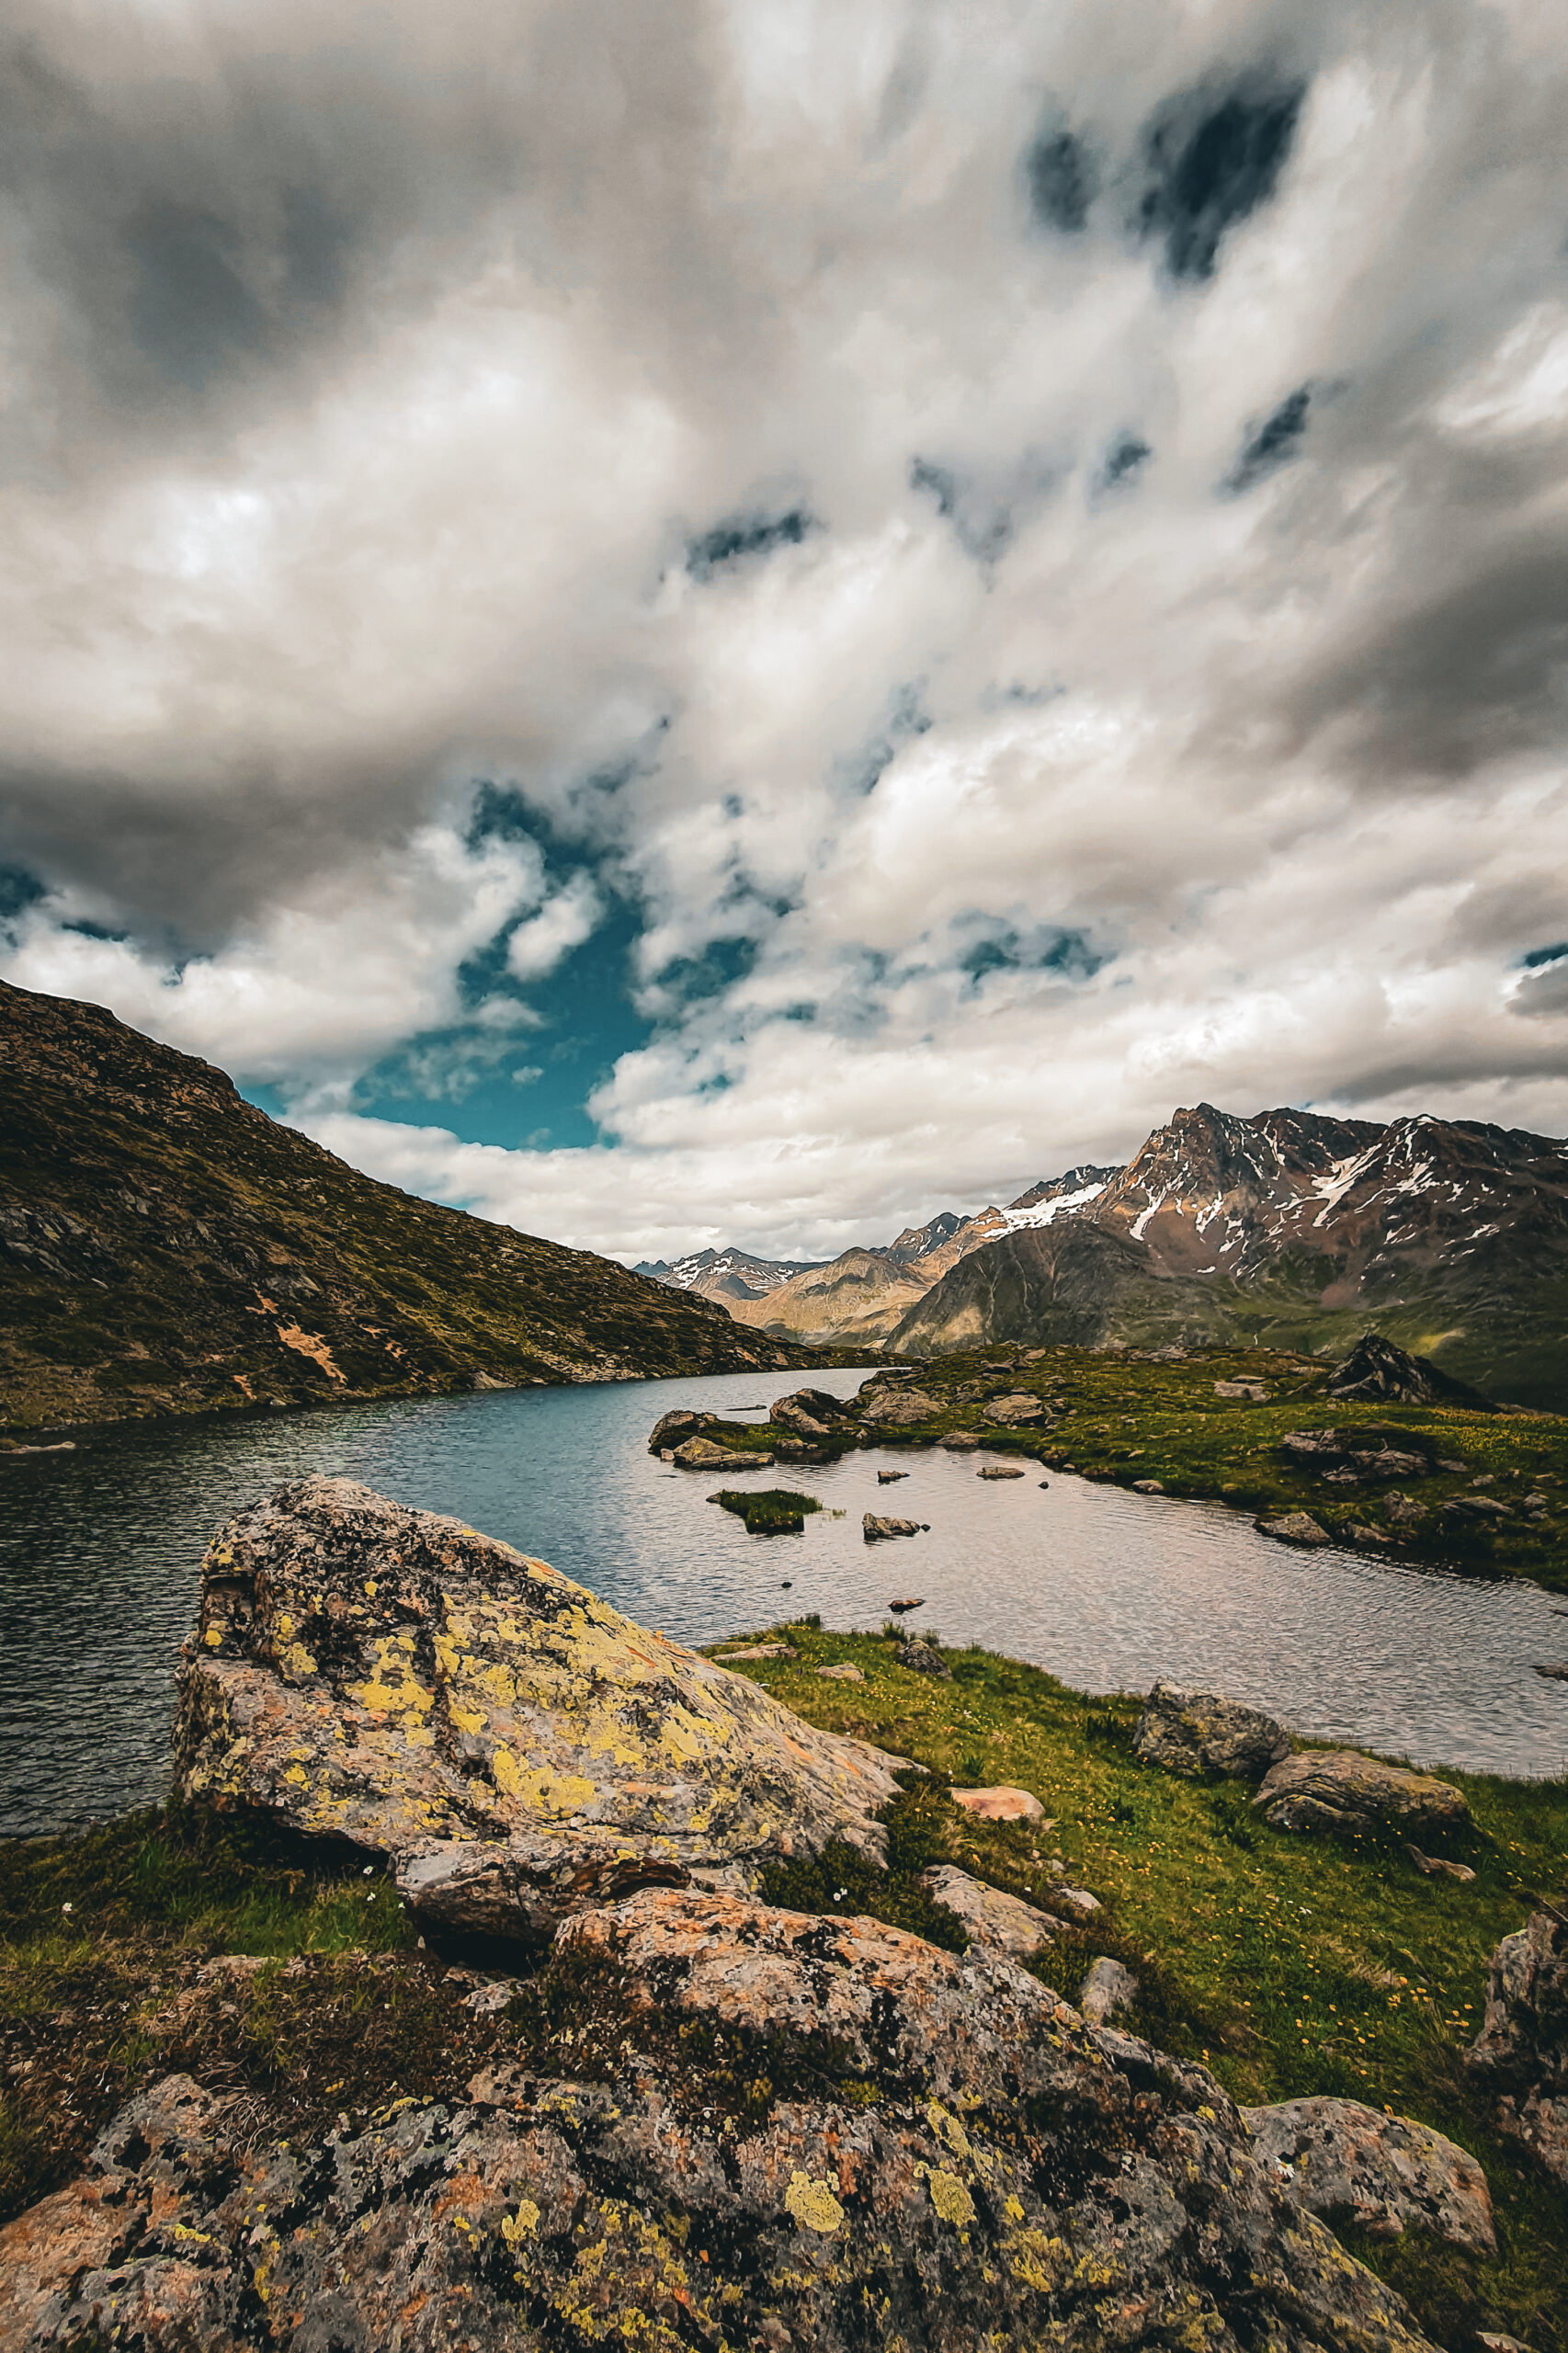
[[2, 0, 1567, 1266]]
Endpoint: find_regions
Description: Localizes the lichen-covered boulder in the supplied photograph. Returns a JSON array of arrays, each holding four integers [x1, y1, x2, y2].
[[673, 1435, 772, 1469], [1133, 1680, 1292, 1780], [982, 1392, 1045, 1425], [1467, 1909, 1568, 2181], [1079, 1956, 1140, 2024], [1, 1894, 1442, 2350], [173, 1479, 902, 1941], [1244, 2096, 1496, 2254], [857, 1386, 941, 1426], [1253, 1751, 1470, 1838]]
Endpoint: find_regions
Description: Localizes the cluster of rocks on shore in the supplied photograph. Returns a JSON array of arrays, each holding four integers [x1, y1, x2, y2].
[[3, 1478, 1561, 2351]]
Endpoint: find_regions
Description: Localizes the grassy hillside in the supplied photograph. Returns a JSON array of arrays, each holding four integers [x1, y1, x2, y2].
[[0, 981, 808, 1435], [884, 1227, 1568, 1409]]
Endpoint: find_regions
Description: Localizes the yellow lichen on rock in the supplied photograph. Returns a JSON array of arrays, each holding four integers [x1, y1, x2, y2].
[[784, 2172, 845, 2234]]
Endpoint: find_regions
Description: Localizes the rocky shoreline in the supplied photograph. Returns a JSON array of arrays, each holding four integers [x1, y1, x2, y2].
[[3, 1477, 1565, 2348]]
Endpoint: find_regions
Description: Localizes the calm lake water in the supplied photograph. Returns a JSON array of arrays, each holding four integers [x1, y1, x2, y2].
[[4, 1366, 1567, 1836]]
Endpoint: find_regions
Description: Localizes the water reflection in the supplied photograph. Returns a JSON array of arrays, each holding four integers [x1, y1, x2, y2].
[[3, 1367, 1565, 1836]]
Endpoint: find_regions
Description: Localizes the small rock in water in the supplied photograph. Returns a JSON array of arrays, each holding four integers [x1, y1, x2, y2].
[[1256, 1510, 1332, 1547], [887, 1597, 924, 1613], [1038, 1479, 1050, 1489], [1534, 1663, 1568, 1681], [1078, 1956, 1140, 2024], [1132, 1478, 1165, 1495], [863, 1514, 924, 1541], [977, 1464, 1026, 1480], [952, 1785, 1044, 1825], [877, 1469, 909, 1483]]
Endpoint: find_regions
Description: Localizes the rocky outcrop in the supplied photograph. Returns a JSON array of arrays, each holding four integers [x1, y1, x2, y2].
[[672, 1434, 773, 1469], [769, 1386, 853, 1438], [1243, 2097, 1496, 2254], [648, 1407, 711, 1452], [173, 1479, 903, 1943], [1467, 1909, 1568, 2181], [1327, 1332, 1494, 1410], [1253, 1752, 1470, 1838], [1133, 1681, 1292, 1780], [921, 1863, 1063, 1958], [0, 1891, 1442, 2352]]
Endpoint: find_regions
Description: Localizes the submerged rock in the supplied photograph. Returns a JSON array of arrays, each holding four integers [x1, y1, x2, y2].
[[1133, 1681, 1291, 1780], [1243, 2096, 1496, 2255], [922, 1862, 1062, 1958], [1253, 1751, 1470, 1838], [1, 1893, 1441, 2352], [1467, 1909, 1568, 2182], [174, 1478, 902, 1944]]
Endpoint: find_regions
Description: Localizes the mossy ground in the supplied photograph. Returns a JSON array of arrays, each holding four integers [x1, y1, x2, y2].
[[5, 1631, 1565, 2347], [699, 1342, 1568, 1590], [710, 1486, 823, 1534], [713, 1620, 1568, 2353]]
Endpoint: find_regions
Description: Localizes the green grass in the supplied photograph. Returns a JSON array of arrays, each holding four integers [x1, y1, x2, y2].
[[696, 1342, 1568, 1590], [710, 1485, 822, 1534], [705, 1620, 1568, 2353]]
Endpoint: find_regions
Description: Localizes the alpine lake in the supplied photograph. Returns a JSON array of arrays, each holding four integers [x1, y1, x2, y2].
[[5, 1363, 1568, 1837]]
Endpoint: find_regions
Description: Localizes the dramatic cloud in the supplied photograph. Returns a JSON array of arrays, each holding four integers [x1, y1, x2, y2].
[[2, 0, 1566, 1260]]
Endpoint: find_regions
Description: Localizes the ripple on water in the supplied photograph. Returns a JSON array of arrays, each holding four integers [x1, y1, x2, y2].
[[3, 1367, 1566, 1835]]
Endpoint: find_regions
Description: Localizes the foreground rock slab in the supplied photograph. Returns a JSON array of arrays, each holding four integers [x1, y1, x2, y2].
[[1244, 2096, 1496, 2255], [0, 1893, 1441, 2352], [174, 1478, 903, 1942], [951, 1784, 1044, 1824], [1133, 1679, 1291, 1779], [1468, 1908, 1568, 2182], [1253, 1750, 1470, 1838], [921, 1862, 1063, 1957]]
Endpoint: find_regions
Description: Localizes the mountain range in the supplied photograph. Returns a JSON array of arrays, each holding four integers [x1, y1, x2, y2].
[[0, 981, 810, 1435], [642, 1103, 1568, 1406]]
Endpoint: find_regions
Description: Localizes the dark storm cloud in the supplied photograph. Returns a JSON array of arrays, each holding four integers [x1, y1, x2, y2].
[[686, 507, 817, 581], [1227, 384, 1311, 491], [1025, 127, 1096, 233]]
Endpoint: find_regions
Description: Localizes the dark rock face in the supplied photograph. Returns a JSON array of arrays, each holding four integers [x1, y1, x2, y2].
[[1326, 1332, 1494, 1410], [1253, 1752, 1470, 1838], [0, 1894, 1441, 2351], [1243, 2096, 1496, 2254], [1256, 1510, 1333, 1547], [1133, 1680, 1291, 1779], [173, 1479, 902, 1944], [1467, 1909, 1568, 2182], [648, 1407, 711, 1452]]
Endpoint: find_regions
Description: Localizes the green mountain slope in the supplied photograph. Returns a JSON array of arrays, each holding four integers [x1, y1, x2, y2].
[[0, 981, 807, 1434]]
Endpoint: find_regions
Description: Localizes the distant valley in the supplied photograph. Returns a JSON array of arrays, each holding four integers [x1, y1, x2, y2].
[[641, 1103, 1568, 1407]]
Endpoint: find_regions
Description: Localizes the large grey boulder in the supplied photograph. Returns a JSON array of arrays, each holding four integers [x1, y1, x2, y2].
[[1133, 1680, 1292, 1779], [858, 1386, 942, 1426], [1253, 1751, 1470, 1837], [0, 1893, 1441, 2353], [770, 1386, 852, 1437], [174, 1479, 902, 1943], [647, 1406, 710, 1452], [1467, 1909, 1568, 2181], [1244, 2096, 1495, 2254]]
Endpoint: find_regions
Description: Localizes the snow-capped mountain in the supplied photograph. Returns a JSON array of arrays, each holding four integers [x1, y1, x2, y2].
[[632, 1246, 824, 1303], [643, 1106, 1568, 1402]]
